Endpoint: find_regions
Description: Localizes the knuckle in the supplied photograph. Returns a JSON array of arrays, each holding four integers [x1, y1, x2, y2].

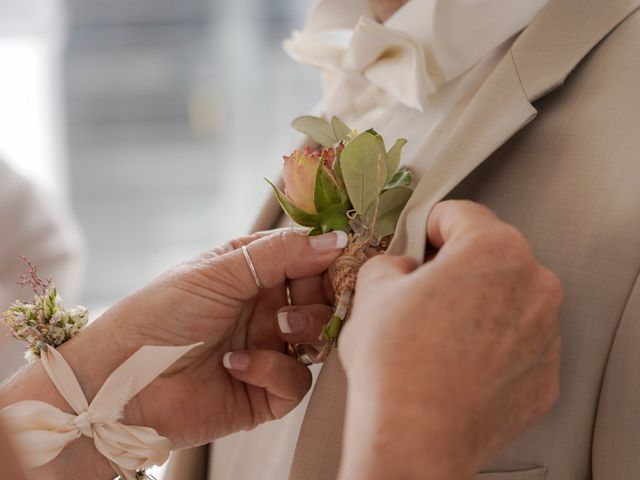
[[495, 225, 529, 254], [437, 199, 494, 216], [227, 238, 245, 250], [266, 230, 296, 259], [462, 200, 495, 218], [473, 223, 527, 254]]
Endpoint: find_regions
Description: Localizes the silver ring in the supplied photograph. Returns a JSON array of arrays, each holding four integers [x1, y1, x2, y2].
[[241, 245, 263, 289], [287, 343, 315, 366]]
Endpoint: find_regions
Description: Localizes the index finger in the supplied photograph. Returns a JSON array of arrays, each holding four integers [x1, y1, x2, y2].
[[426, 200, 498, 250], [211, 230, 347, 300]]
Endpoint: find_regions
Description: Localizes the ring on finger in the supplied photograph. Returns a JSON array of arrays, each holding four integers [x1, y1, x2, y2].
[[287, 343, 315, 366], [241, 245, 263, 290]]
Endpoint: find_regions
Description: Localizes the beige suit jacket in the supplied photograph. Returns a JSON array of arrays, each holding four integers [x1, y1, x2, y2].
[[166, 0, 640, 478]]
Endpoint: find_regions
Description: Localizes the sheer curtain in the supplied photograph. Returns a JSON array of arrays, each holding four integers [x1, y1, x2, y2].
[[0, 0, 68, 193]]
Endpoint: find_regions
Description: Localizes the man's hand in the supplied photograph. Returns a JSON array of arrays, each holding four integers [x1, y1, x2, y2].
[[338, 200, 562, 480]]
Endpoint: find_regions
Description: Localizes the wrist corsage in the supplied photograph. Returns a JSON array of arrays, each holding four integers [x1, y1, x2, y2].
[[1, 259, 196, 480], [3, 257, 88, 362]]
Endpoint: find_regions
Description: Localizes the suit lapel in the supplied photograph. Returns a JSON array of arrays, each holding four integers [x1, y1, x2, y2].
[[289, 1, 640, 479], [388, 52, 536, 260], [390, 0, 640, 261]]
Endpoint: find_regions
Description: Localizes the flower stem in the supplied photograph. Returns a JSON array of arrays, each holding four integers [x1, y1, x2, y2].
[[318, 290, 353, 361]]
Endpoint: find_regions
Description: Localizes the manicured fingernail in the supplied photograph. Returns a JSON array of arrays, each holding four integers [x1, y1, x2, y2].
[[310, 231, 348, 252], [277, 311, 308, 335], [223, 352, 250, 371]]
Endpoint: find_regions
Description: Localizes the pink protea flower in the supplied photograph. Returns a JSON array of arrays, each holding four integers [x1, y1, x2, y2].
[[282, 145, 343, 214], [282, 147, 321, 214]]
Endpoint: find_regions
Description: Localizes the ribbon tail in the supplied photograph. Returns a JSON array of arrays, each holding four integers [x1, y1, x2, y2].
[[94, 423, 171, 472], [40, 347, 90, 414], [90, 342, 203, 416]]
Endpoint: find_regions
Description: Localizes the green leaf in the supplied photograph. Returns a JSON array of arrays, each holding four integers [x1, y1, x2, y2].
[[265, 178, 319, 228], [386, 138, 407, 180], [340, 131, 388, 216], [332, 157, 350, 203], [365, 186, 413, 238], [318, 205, 351, 233], [291, 116, 338, 147], [308, 227, 323, 236], [314, 162, 343, 213], [384, 166, 413, 190], [331, 116, 351, 142]]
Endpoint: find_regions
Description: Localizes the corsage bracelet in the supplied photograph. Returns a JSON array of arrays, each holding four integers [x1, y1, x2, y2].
[[268, 115, 414, 359], [1, 259, 199, 480]]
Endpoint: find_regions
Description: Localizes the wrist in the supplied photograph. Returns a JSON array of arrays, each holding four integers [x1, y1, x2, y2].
[[0, 333, 119, 478], [0, 318, 139, 480], [340, 387, 477, 480]]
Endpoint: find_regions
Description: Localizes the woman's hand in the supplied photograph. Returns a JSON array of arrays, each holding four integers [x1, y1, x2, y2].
[[96, 229, 346, 448], [0, 228, 347, 480]]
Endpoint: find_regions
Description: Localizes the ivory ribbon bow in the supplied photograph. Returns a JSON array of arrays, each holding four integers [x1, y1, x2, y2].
[[0, 342, 202, 480]]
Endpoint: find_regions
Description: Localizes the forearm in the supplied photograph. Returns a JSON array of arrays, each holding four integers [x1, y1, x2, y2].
[[0, 418, 29, 480], [0, 318, 131, 480]]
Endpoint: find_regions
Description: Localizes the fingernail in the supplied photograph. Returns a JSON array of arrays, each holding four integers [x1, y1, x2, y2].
[[277, 311, 308, 335], [310, 231, 348, 252], [223, 352, 250, 371]]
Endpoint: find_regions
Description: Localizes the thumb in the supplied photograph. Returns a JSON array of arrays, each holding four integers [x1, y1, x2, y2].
[[357, 254, 418, 286], [213, 230, 348, 300]]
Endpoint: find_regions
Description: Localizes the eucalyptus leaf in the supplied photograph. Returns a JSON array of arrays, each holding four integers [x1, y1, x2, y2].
[[319, 204, 351, 233], [340, 131, 388, 216], [332, 157, 349, 203], [386, 138, 407, 180], [291, 116, 338, 147], [365, 186, 413, 237], [314, 161, 343, 213], [384, 167, 413, 190], [265, 179, 319, 228], [331, 116, 351, 142]]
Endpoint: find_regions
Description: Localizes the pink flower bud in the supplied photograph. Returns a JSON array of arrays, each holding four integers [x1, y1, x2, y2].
[[282, 146, 322, 214]]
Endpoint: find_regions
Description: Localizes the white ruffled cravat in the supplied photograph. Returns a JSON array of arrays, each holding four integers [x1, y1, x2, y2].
[[1, 342, 201, 480], [284, 0, 547, 116]]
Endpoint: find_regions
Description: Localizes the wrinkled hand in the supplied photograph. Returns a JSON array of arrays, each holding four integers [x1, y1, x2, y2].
[[338, 200, 563, 480], [70, 229, 345, 450]]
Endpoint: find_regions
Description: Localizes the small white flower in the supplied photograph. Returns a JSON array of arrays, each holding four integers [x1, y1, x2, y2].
[[3, 280, 89, 359]]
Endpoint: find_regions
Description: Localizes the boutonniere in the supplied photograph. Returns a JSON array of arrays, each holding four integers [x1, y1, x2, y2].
[[267, 115, 413, 359]]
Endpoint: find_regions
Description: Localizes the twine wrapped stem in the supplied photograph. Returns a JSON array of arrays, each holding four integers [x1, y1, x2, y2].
[[317, 234, 373, 361]]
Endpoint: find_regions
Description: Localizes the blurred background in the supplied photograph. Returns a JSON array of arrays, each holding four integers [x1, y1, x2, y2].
[[0, 0, 318, 323], [64, 0, 320, 309], [0, 1, 319, 474]]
